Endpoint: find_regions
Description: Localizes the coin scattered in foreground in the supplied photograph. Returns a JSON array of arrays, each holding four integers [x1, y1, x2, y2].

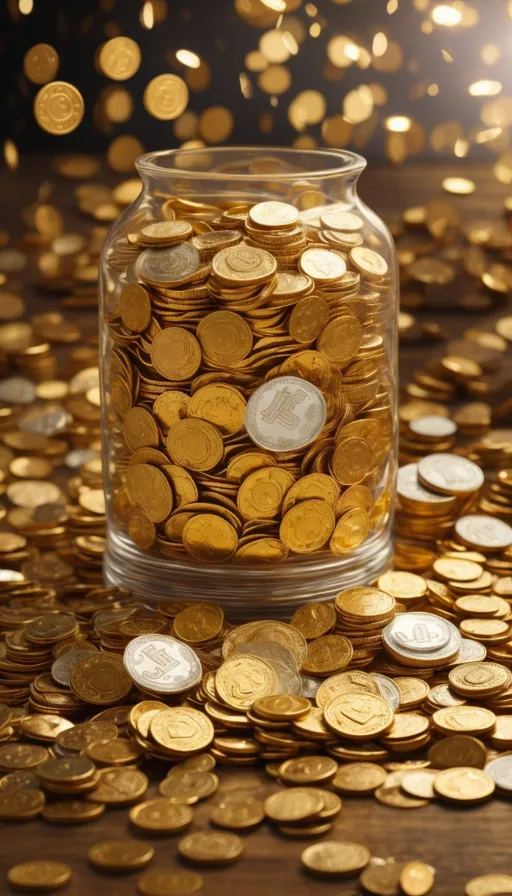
[[7, 861, 72, 891], [137, 869, 204, 896], [88, 839, 155, 872], [301, 840, 371, 877], [178, 831, 244, 865]]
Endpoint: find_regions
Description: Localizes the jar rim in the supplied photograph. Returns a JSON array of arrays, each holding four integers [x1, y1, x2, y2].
[[136, 146, 367, 181]]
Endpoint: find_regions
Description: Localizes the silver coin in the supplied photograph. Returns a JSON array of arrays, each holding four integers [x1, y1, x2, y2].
[[448, 638, 487, 665], [371, 673, 401, 711], [52, 649, 98, 687], [417, 453, 484, 495], [383, 612, 461, 664], [397, 463, 455, 509], [0, 377, 35, 404], [428, 684, 466, 708], [300, 675, 320, 699], [485, 755, 512, 791], [245, 375, 326, 452], [409, 416, 457, 438], [136, 243, 200, 285], [18, 404, 71, 436], [455, 514, 512, 551], [123, 634, 202, 694], [65, 449, 99, 469]]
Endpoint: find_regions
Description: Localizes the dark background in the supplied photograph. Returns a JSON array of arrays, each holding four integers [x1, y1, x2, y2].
[[0, 0, 511, 159]]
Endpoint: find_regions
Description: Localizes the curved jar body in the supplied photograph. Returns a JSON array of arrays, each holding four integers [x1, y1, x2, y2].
[[100, 147, 398, 618]]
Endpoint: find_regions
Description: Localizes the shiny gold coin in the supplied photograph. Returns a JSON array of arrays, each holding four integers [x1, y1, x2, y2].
[[330, 507, 369, 554], [55, 721, 118, 752], [151, 327, 201, 381], [215, 655, 278, 709], [158, 770, 218, 803], [331, 437, 373, 485], [123, 406, 160, 451], [289, 294, 330, 343], [119, 282, 151, 333], [434, 767, 495, 803], [264, 787, 324, 823], [126, 464, 173, 523], [23, 43, 59, 84], [34, 81, 84, 135], [400, 861, 436, 896], [427, 735, 487, 770], [248, 200, 298, 230], [182, 513, 238, 563], [42, 799, 105, 824], [317, 315, 363, 366], [324, 692, 394, 740], [144, 74, 189, 120], [7, 861, 72, 891], [129, 799, 193, 833], [301, 840, 371, 877], [167, 418, 223, 472], [350, 245, 388, 277], [252, 695, 311, 721], [70, 654, 132, 705], [237, 466, 294, 520], [212, 245, 276, 287], [210, 798, 265, 830], [197, 310, 253, 365], [299, 247, 346, 282], [153, 391, 189, 429], [178, 831, 244, 866], [88, 839, 155, 872], [278, 755, 338, 785], [0, 788, 45, 821], [316, 671, 380, 709], [303, 634, 353, 676], [280, 499, 335, 553], [332, 761, 387, 794], [432, 706, 496, 737], [448, 662, 511, 698], [99, 37, 141, 80], [188, 384, 246, 436], [88, 768, 148, 806], [291, 602, 336, 640], [0, 744, 50, 771], [150, 707, 214, 754]]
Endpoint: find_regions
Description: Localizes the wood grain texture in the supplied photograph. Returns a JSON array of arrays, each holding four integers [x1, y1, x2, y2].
[[2, 158, 511, 894]]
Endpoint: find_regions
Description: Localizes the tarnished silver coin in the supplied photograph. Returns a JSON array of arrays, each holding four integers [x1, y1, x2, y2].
[[0, 377, 35, 404], [409, 415, 457, 438], [417, 453, 484, 496], [485, 755, 512, 791], [245, 375, 326, 452], [371, 673, 401, 711], [123, 634, 202, 695], [383, 612, 461, 665], [449, 639, 487, 665], [136, 243, 200, 286], [52, 649, 98, 687], [397, 463, 456, 510], [455, 514, 512, 551]]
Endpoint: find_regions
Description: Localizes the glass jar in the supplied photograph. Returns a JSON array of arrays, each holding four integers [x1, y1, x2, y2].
[[100, 147, 398, 619]]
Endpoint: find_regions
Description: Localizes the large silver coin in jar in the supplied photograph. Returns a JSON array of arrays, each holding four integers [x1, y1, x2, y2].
[[245, 375, 326, 452]]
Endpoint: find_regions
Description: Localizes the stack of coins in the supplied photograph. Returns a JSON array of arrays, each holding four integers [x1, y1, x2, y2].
[[105, 198, 394, 565], [334, 586, 397, 667]]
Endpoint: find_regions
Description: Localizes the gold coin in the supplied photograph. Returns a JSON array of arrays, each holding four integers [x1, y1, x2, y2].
[[289, 294, 330, 343], [378, 570, 427, 601], [123, 406, 160, 451], [150, 327, 201, 381], [317, 315, 364, 366], [400, 770, 437, 800], [335, 586, 395, 621], [34, 82, 84, 135], [299, 247, 346, 282], [178, 831, 244, 865], [42, 799, 105, 824], [36, 757, 96, 785], [0, 744, 50, 771], [215, 655, 278, 709], [85, 738, 143, 766], [264, 787, 324, 823], [237, 466, 294, 520], [291, 602, 336, 640], [350, 246, 388, 277], [153, 391, 190, 428], [448, 662, 511, 698], [126, 464, 173, 523], [282, 473, 339, 513], [210, 798, 265, 830], [331, 761, 387, 794], [248, 200, 298, 230], [434, 767, 495, 803], [158, 770, 218, 803], [136, 243, 200, 286], [302, 634, 353, 676], [212, 245, 276, 287], [88, 839, 155, 872], [465, 874, 512, 896], [137, 870, 203, 896], [331, 437, 373, 485], [167, 418, 223, 471], [188, 384, 246, 435], [6, 479, 63, 508], [7, 861, 72, 891], [400, 861, 436, 896], [278, 756, 338, 785], [0, 788, 45, 821], [197, 310, 252, 365], [280, 499, 335, 552], [129, 798, 193, 833], [119, 282, 151, 333], [251, 695, 310, 721], [70, 654, 132, 705], [182, 514, 238, 563], [55, 721, 118, 752], [330, 507, 369, 554], [128, 507, 156, 550], [143, 74, 189, 120], [324, 692, 394, 740], [427, 735, 487, 770], [150, 707, 214, 754], [23, 43, 59, 84], [88, 768, 148, 806], [316, 671, 380, 709], [173, 603, 224, 644], [99, 37, 141, 80], [432, 706, 496, 736], [301, 840, 371, 877]]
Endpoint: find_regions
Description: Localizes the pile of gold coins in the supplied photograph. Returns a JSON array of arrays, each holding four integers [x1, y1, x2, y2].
[[104, 196, 394, 564], [3, 162, 512, 896]]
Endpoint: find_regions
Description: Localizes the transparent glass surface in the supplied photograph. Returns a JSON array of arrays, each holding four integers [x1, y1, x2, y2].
[[100, 147, 398, 618]]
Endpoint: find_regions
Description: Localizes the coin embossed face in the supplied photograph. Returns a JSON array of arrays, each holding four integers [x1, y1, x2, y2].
[[245, 375, 326, 452], [123, 635, 202, 695]]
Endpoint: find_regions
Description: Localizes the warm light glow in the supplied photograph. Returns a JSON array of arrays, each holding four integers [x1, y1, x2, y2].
[[372, 32, 388, 57], [140, 1, 154, 29], [176, 49, 201, 69], [239, 72, 253, 99], [385, 115, 412, 132], [282, 32, 299, 55], [454, 138, 469, 157], [261, 0, 286, 9], [428, 83, 439, 96], [19, 0, 33, 13], [431, 4, 462, 26], [475, 127, 502, 143], [441, 49, 454, 62], [310, 23, 321, 37], [469, 80, 502, 97], [481, 43, 500, 64], [344, 42, 360, 61], [387, 0, 398, 12], [305, 3, 318, 14]]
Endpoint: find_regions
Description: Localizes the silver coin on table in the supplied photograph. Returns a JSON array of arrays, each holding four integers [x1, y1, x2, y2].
[[245, 375, 326, 452], [371, 673, 401, 711], [485, 755, 512, 791], [123, 635, 202, 695], [382, 612, 461, 664], [455, 514, 512, 551], [417, 453, 484, 496]]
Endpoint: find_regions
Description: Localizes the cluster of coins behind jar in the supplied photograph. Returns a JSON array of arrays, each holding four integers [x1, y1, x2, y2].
[[104, 197, 394, 563]]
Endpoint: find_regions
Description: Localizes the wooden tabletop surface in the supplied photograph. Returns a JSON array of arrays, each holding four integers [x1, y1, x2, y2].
[[1, 157, 511, 895]]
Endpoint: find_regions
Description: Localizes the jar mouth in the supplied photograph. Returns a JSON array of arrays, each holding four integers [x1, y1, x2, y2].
[[136, 146, 367, 181]]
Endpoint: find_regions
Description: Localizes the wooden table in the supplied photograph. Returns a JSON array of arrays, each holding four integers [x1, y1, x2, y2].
[[1, 158, 511, 895]]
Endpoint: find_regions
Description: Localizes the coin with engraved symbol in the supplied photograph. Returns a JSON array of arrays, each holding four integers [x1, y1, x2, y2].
[[245, 375, 326, 452], [123, 635, 202, 695]]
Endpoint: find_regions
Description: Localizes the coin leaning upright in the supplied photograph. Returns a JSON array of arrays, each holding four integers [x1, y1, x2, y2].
[[123, 635, 202, 695]]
